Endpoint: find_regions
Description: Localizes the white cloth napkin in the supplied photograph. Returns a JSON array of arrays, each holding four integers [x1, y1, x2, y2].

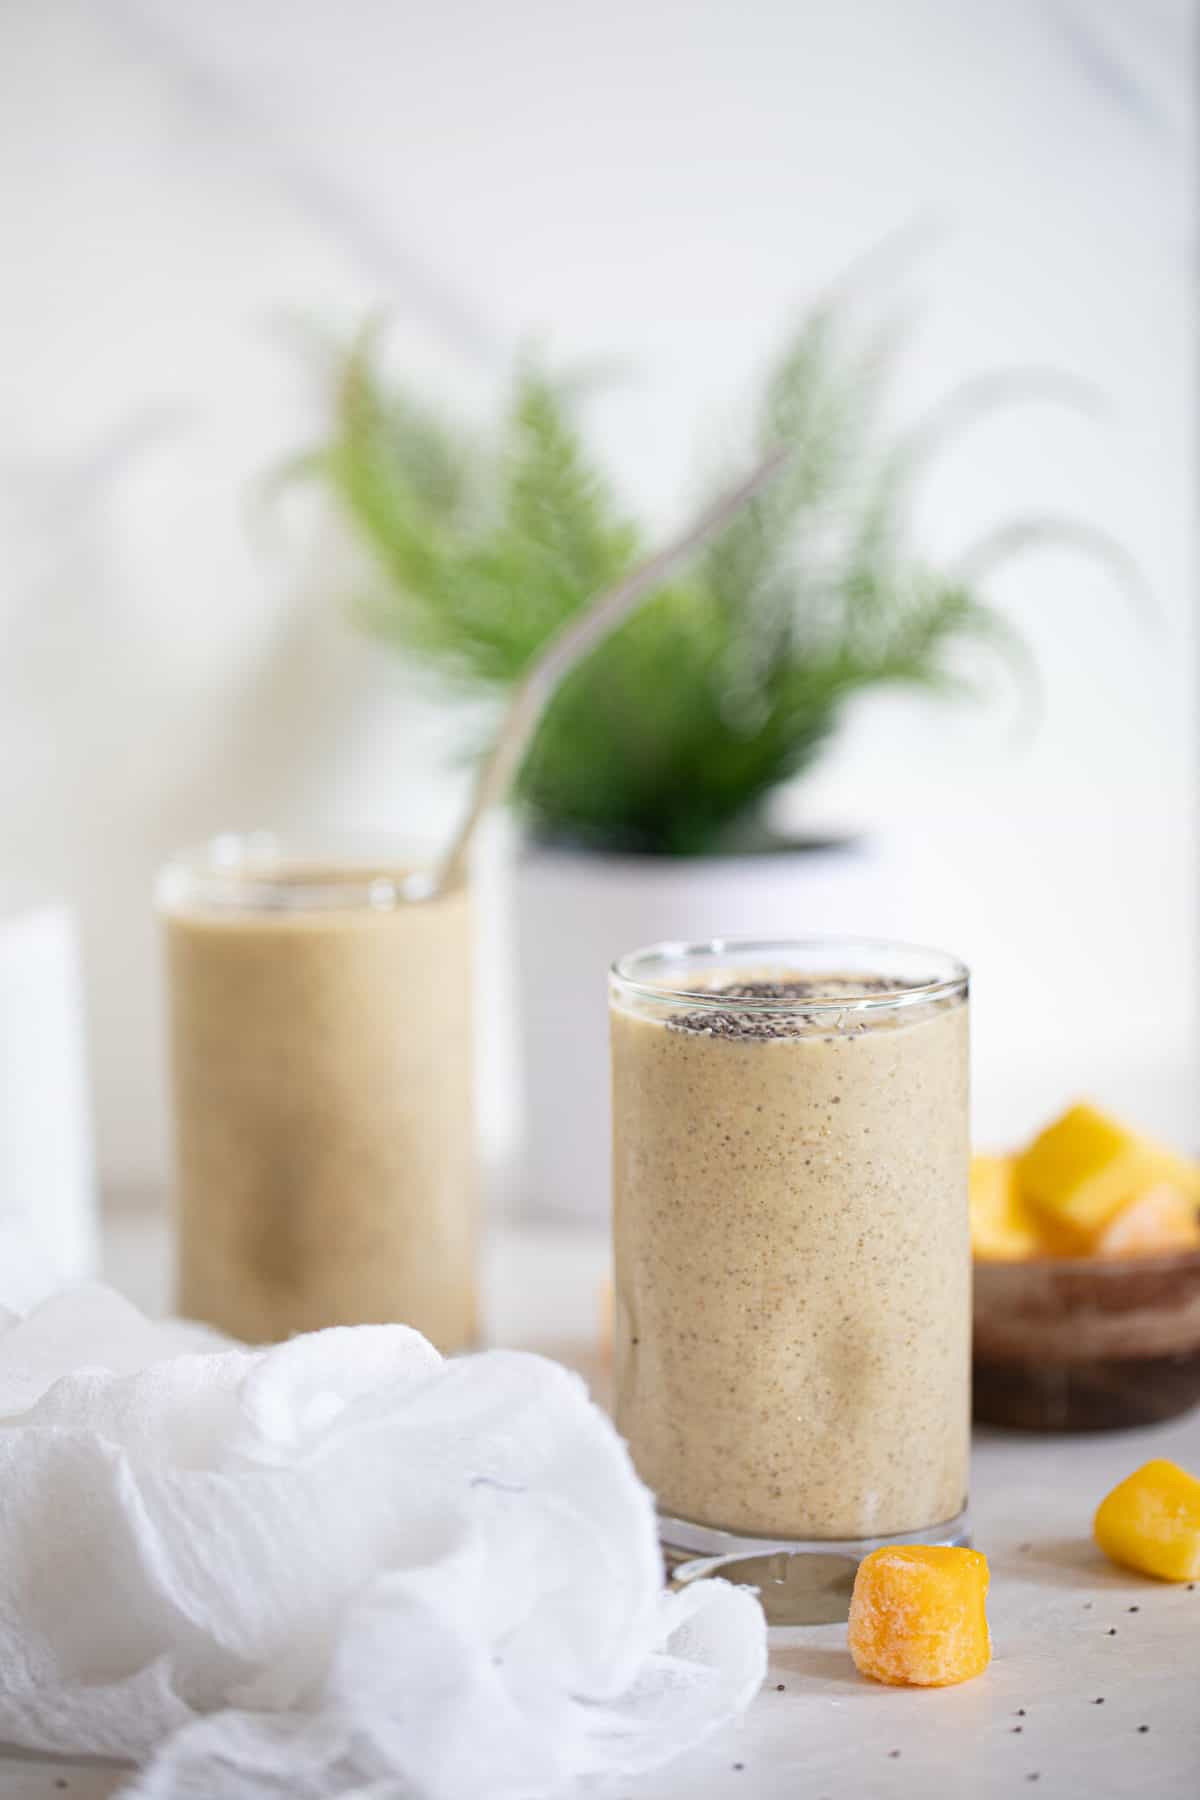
[[0, 1288, 765, 1798]]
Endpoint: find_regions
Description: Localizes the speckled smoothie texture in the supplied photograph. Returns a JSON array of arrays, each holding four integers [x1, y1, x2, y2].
[[164, 872, 477, 1352], [612, 979, 969, 1540]]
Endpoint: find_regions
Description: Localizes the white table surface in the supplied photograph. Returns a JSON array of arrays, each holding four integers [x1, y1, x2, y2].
[[1, 1211, 1196, 1799]]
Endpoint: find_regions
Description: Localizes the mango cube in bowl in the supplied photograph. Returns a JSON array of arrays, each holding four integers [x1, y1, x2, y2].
[[970, 1155, 1043, 1260], [848, 1545, 991, 1687], [1094, 1459, 1200, 1582], [1094, 1186, 1200, 1259], [1017, 1104, 1191, 1247]]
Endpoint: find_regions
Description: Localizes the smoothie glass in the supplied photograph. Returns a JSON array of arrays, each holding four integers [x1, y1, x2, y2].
[[610, 938, 970, 1621], [159, 834, 476, 1351]]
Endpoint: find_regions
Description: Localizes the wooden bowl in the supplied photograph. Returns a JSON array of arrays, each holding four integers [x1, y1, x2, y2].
[[973, 1250, 1200, 1432]]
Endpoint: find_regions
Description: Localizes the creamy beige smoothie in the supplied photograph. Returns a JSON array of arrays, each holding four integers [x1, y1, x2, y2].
[[611, 942, 969, 1543], [160, 845, 476, 1351]]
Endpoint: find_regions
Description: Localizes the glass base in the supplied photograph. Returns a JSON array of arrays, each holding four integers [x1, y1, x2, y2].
[[662, 1508, 972, 1626]]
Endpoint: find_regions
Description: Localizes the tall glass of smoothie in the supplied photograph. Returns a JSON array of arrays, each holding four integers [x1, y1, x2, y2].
[[611, 938, 970, 1618], [159, 835, 476, 1351]]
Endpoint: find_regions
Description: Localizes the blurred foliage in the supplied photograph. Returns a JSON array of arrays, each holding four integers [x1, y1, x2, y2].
[[302, 293, 1120, 855]]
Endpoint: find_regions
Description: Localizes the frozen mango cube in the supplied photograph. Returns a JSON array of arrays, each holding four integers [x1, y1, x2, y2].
[[848, 1545, 991, 1687], [1094, 1459, 1200, 1582], [1017, 1104, 1187, 1244], [1094, 1185, 1200, 1260], [970, 1155, 1043, 1260], [1163, 1150, 1200, 1205]]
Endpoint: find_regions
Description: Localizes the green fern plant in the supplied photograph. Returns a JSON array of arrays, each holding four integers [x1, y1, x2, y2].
[[302, 297, 1129, 855]]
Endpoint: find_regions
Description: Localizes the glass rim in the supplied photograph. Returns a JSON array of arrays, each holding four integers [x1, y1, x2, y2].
[[156, 832, 444, 915], [610, 936, 969, 1014]]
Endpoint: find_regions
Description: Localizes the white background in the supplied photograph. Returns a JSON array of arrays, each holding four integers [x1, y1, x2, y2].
[[0, 0, 1194, 1202]]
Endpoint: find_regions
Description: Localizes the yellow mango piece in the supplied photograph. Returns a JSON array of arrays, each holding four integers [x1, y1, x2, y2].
[[1017, 1104, 1193, 1244], [1094, 1459, 1200, 1582], [970, 1155, 1043, 1260], [1135, 1144, 1200, 1205], [1164, 1152, 1200, 1205], [848, 1545, 991, 1687], [1094, 1185, 1200, 1259]]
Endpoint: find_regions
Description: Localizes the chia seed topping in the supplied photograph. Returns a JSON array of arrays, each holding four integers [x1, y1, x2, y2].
[[666, 976, 906, 1039]]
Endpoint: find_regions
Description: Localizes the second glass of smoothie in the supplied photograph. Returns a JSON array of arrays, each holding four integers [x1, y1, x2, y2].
[[160, 836, 476, 1352], [611, 938, 970, 1607]]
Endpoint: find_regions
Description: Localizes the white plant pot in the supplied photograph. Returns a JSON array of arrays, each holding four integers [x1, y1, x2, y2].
[[513, 833, 906, 1223]]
